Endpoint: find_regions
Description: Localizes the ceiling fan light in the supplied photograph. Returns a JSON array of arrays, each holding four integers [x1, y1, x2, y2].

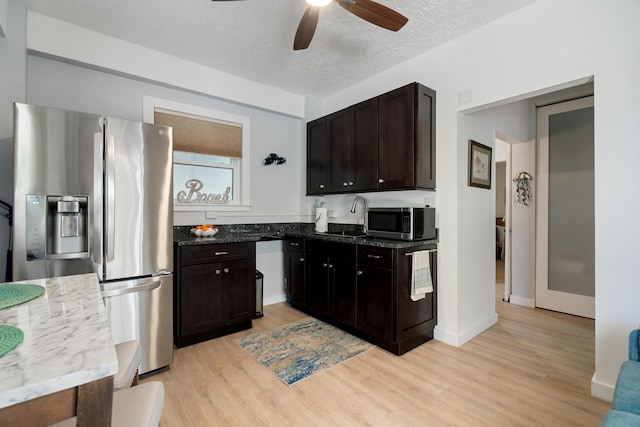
[[306, 0, 332, 7]]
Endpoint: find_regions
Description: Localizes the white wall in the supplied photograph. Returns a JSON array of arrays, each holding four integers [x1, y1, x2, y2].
[[0, 0, 26, 282], [26, 12, 305, 119], [0, 0, 8, 37], [510, 141, 536, 306], [322, 0, 640, 398]]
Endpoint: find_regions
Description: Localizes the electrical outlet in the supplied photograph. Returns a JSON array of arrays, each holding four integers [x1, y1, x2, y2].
[[205, 211, 217, 220], [424, 196, 436, 207], [327, 210, 337, 218]]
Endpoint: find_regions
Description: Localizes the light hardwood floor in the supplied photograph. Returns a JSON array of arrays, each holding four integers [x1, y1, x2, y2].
[[143, 260, 610, 426]]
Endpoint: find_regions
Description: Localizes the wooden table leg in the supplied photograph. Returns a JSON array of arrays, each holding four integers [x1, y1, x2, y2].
[[76, 376, 114, 427]]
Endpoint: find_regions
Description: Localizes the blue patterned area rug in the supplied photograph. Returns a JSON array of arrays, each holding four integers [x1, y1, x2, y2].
[[235, 318, 373, 386]]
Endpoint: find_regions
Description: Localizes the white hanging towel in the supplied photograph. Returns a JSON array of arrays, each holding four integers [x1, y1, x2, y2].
[[410, 250, 433, 301]]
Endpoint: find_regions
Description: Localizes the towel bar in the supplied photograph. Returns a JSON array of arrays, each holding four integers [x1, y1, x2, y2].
[[405, 249, 437, 256]]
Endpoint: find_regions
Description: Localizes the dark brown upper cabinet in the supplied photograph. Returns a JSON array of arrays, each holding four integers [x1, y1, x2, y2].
[[306, 117, 327, 194], [306, 82, 436, 195]]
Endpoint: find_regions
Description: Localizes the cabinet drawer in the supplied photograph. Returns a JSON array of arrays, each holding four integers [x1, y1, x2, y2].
[[285, 238, 304, 251], [358, 246, 393, 269], [307, 239, 356, 260], [181, 243, 254, 266]]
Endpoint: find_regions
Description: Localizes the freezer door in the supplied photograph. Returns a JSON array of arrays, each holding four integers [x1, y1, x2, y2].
[[102, 274, 174, 374], [12, 103, 104, 281], [104, 118, 173, 280]]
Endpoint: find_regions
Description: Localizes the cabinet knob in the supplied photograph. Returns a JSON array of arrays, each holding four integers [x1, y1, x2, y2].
[[328, 264, 334, 269], [322, 263, 328, 268], [224, 268, 229, 274], [378, 178, 384, 184], [299, 258, 305, 262], [356, 270, 363, 276], [319, 184, 325, 189], [349, 182, 354, 186], [343, 182, 349, 187], [215, 269, 221, 275]]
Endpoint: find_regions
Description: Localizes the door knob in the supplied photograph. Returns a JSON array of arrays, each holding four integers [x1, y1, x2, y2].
[[378, 178, 384, 184]]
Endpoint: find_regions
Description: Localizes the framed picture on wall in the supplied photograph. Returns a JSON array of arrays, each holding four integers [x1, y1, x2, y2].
[[468, 139, 492, 189]]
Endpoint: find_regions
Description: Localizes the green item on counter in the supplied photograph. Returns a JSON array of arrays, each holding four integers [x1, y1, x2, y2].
[[0, 284, 45, 310], [0, 325, 24, 357]]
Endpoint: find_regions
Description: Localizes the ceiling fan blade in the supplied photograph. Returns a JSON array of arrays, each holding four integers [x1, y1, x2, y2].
[[293, 6, 320, 51], [338, 0, 408, 32]]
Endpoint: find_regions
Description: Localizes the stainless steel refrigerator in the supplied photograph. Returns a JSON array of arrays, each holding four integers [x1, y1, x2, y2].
[[12, 103, 174, 374]]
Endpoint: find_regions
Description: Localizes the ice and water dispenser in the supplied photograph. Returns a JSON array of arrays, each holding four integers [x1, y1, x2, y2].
[[25, 195, 89, 261]]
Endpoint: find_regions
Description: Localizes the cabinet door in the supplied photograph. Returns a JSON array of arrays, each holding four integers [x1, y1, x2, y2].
[[328, 258, 357, 328], [351, 98, 379, 192], [284, 243, 305, 308], [326, 109, 350, 192], [306, 253, 329, 317], [307, 117, 327, 195], [220, 258, 255, 326], [180, 263, 220, 336], [415, 84, 436, 189], [378, 83, 415, 189], [396, 247, 437, 343], [356, 265, 393, 342]]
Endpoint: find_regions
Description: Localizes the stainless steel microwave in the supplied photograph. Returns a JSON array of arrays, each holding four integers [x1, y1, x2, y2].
[[366, 207, 436, 241]]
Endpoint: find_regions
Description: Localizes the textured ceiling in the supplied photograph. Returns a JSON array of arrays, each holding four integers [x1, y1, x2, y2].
[[23, 0, 539, 98]]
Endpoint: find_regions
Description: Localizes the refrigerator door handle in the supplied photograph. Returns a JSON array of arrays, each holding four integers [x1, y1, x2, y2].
[[102, 279, 161, 298], [105, 132, 116, 262]]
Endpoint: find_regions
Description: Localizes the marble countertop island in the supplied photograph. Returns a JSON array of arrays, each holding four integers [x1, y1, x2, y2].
[[0, 273, 117, 410]]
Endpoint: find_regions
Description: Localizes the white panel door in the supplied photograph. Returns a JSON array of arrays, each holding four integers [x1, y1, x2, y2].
[[535, 96, 594, 318]]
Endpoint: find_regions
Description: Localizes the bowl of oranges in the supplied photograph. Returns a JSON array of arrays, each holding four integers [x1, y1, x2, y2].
[[190, 224, 219, 237]]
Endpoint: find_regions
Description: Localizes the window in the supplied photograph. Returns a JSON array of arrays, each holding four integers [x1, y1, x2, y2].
[[143, 97, 251, 211]]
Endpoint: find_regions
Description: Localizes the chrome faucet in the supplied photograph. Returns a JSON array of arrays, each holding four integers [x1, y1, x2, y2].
[[350, 195, 368, 233]]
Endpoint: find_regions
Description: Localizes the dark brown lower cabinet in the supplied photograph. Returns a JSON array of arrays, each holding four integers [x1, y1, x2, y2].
[[328, 257, 357, 328], [284, 238, 305, 308], [356, 264, 393, 343], [305, 240, 357, 327], [294, 238, 437, 355], [174, 242, 256, 348]]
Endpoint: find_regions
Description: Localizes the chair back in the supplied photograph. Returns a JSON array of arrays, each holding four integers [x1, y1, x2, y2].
[[630, 329, 639, 362]]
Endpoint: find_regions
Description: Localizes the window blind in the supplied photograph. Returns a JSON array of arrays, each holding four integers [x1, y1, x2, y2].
[[154, 108, 242, 158]]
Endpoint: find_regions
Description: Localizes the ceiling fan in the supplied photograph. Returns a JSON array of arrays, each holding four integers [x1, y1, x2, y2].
[[210, 0, 409, 50]]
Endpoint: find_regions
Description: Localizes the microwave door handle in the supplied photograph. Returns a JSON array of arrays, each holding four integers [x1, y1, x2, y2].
[[105, 133, 116, 262]]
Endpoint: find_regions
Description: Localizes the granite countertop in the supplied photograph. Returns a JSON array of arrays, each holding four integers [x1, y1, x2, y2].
[[0, 273, 117, 409], [174, 223, 438, 249]]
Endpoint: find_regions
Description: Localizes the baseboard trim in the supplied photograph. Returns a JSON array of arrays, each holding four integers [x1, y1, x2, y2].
[[433, 313, 498, 347], [591, 372, 615, 402], [264, 294, 286, 306]]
